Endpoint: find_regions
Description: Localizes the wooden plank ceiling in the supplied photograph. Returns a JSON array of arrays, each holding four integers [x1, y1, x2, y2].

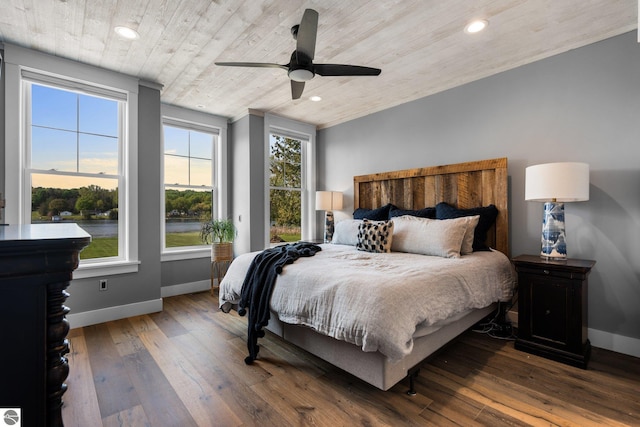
[[0, 0, 637, 129]]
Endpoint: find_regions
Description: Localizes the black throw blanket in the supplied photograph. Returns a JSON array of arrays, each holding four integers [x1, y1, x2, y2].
[[237, 242, 322, 364]]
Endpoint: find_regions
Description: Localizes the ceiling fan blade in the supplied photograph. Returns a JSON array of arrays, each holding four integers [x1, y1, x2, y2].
[[215, 62, 288, 70], [296, 9, 318, 61], [313, 64, 381, 76], [291, 80, 305, 99]]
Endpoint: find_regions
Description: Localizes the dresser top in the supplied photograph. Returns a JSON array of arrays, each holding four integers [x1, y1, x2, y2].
[[0, 224, 91, 249]]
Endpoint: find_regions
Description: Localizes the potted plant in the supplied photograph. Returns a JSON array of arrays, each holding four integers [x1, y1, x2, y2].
[[200, 218, 235, 244], [201, 219, 236, 290], [200, 218, 236, 259]]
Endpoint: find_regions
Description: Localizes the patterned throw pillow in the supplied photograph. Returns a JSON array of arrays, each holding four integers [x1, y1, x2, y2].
[[356, 219, 394, 253]]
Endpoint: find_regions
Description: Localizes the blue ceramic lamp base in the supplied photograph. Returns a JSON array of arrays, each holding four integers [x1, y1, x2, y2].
[[324, 211, 334, 243], [540, 201, 567, 260]]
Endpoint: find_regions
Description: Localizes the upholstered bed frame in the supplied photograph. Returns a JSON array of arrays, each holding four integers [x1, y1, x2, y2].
[[265, 157, 509, 391]]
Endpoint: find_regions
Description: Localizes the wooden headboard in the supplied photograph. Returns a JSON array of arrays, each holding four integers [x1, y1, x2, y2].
[[354, 158, 509, 256]]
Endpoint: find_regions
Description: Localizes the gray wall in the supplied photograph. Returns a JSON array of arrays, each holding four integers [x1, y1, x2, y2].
[[230, 113, 267, 254], [318, 31, 640, 348], [161, 258, 211, 288]]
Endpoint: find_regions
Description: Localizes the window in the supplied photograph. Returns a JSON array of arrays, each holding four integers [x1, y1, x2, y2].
[[269, 133, 303, 243], [162, 121, 216, 250], [160, 104, 227, 260], [264, 113, 316, 246], [24, 78, 128, 264], [4, 44, 139, 278]]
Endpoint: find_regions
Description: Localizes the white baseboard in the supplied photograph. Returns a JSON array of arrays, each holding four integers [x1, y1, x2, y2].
[[66, 281, 211, 329], [588, 328, 640, 359], [160, 279, 211, 298], [67, 298, 163, 329]]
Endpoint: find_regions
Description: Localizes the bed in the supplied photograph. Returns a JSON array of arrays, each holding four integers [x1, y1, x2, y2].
[[219, 157, 515, 392]]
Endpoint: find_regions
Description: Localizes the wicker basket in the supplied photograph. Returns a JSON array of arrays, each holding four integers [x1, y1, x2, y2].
[[211, 242, 233, 261], [211, 242, 233, 293]]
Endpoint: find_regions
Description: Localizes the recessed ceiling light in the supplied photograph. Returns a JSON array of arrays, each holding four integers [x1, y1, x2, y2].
[[309, 95, 322, 102], [114, 26, 140, 40], [464, 19, 488, 34]]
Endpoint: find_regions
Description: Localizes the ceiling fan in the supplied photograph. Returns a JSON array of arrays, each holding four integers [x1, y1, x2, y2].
[[215, 9, 381, 100]]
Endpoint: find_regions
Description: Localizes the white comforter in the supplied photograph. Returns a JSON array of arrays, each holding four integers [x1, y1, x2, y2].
[[219, 244, 515, 361]]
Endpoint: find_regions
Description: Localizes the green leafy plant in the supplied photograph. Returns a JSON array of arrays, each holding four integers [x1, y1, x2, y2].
[[200, 219, 236, 244]]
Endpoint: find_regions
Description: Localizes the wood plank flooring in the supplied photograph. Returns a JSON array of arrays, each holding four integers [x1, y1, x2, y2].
[[62, 291, 640, 426]]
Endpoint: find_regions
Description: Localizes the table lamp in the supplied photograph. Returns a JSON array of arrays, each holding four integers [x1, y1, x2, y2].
[[525, 162, 589, 259], [316, 191, 343, 243]]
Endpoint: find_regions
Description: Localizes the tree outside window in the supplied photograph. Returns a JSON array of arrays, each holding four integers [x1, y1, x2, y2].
[[269, 134, 302, 243]]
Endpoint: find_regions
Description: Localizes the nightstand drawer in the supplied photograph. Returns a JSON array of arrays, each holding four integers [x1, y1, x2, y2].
[[515, 265, 578, 280]]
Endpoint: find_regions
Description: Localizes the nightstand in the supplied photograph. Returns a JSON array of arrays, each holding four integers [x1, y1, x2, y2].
[[512, 254, 595, 369]]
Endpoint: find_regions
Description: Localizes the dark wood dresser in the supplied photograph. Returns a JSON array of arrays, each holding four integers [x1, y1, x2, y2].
[[0, 224, 90, 427], [512, 254, 595, 369]]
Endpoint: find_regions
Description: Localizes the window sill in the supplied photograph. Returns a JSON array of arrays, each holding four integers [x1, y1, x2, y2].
[[161, 247, 211, 262], [74, 260, 141, 279]]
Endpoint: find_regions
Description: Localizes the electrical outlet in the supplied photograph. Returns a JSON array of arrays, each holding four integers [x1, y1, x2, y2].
[[99, 279, 108, 291]]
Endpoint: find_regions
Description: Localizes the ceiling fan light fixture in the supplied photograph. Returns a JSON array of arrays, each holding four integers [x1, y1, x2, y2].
[[464, 19, 488, 34], [289, 68, 314, 82], [114, 26, 140, 40]]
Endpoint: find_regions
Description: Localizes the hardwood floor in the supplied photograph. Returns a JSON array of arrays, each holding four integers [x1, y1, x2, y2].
[[62, 291, 640, 426]]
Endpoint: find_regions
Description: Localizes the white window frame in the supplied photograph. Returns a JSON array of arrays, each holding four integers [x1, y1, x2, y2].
[[3, 44, 139, 278], [264, 113, 316, 246], [160, 104, 228, 262]]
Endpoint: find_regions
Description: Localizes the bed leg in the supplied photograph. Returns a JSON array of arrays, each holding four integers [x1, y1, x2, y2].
[[407, 367, 420, 396]]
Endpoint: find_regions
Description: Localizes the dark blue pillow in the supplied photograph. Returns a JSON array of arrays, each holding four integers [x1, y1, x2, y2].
[[389, 206, 436, 219], [353, 203, 395, 221], [435, 202, 498, 251]]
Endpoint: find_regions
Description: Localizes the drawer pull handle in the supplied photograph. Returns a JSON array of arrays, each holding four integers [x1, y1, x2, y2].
[[543, 269, 550, 275]]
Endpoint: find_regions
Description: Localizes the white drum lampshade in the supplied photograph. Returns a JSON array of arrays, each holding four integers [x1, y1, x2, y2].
[[316, 191, 343, 243], [525, 162, 589, 259]]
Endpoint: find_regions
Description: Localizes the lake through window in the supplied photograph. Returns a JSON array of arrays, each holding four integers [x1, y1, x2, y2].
[[163, 123, 216, 250], [27, 82, 124, 261]]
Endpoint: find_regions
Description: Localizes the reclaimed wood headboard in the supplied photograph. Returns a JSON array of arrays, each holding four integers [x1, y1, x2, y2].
[[353, 157, 509, 256]]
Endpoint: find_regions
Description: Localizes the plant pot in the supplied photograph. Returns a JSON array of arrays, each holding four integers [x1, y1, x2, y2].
[[210, 242, 233, 293], [211, 242, 233, 261]]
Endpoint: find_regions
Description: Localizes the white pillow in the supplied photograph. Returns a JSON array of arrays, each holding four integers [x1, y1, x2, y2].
[[391, 215, 476, 258], [331, 219, 362, 246], [460, 215, 480, 255]]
